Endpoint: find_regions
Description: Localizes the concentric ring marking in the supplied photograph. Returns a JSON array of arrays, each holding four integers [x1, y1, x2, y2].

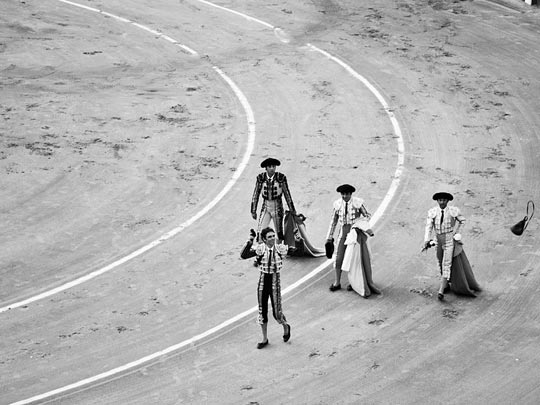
[[10, 2, 406, 404], [0, 2, 255, 314]]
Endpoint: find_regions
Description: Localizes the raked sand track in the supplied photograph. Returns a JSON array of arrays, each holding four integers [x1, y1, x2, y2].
[[1, 0, 540, 403]]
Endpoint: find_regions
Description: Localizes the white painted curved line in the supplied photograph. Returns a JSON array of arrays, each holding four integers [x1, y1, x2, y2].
[[306, 44, 405, 226], [12, 267, 336, 405], [194, 0, 295, 43], [284, 46, 406, 294], [11, 37, 406, 405], [195, 0, 406, 294], [59, 0, 198, 55], [10, 302, 260, 405], [0, 3, 255, 314], [11, 3, 406, 404], [195, 0, 275, 29]]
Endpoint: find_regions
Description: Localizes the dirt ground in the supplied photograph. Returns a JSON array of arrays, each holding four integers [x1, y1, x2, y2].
[[1, 0, 540, 404]]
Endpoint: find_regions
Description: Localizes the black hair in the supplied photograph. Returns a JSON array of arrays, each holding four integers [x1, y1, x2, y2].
[[260, 227, 276, 241]]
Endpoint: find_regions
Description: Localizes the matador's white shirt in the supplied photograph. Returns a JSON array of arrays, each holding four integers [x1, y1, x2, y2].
[[424, 205, 465, 241], [327, 197, 370, 240]]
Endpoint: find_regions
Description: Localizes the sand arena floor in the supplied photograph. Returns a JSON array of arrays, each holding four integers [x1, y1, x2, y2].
[[1, 0, 540, 403]]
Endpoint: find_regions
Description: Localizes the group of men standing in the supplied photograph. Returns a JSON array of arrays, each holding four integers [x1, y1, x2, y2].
[[241, 158, 294, 349], [241, 157, 480, 349]]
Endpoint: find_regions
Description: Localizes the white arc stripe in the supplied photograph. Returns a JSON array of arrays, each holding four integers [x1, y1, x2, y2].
[[10, 2, 406, 404], [11, 45, 405, 405], [195, 0, 275, 29], [59, 0, 198, 55], [0, 3, 255, 314], [306, 43, 405, 226]]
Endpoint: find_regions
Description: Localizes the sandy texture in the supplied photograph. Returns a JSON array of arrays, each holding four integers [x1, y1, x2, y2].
[[1, 0, 540, 404]]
